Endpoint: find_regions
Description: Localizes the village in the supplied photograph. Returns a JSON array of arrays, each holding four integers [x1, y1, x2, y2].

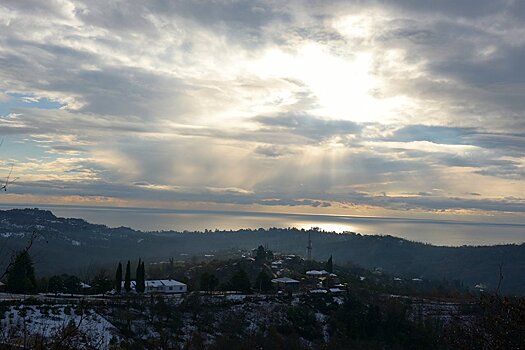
[[113, 249, 346, 297], [0, 247, 350, 300], [0, 245, 515, 349], [0, 243, 461, 302]]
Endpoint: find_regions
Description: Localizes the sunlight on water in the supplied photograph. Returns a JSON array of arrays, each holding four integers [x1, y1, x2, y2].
[[295, 222, 356, 234], [2, 204, 525, 246]]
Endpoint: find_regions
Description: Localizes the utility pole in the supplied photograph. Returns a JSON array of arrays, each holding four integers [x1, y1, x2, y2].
[[307, 231, 312, 260]]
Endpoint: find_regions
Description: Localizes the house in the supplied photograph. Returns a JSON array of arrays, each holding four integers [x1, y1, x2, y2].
[[271, 260, 283, 269], [329, 288, 344, 294], [122, 279, 187, 294], [306, 270, 329, 278], [309, 288, 328, 294], [0, 281, 5, 292], [145, 279, 187, 294], [271, 277, 300, 292], [324, 273, 340, 287]]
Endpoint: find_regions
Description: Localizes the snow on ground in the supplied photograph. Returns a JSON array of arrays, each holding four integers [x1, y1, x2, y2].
[[0, 305, 119, 349], [315, 312, 329, 343], [224, 294, 247, 301]]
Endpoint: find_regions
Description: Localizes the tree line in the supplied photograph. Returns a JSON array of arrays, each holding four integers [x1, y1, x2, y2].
[[115, 258, 145, 293]]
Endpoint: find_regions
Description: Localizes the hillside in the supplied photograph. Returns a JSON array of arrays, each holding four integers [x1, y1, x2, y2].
[[1, 208, 525, 294]]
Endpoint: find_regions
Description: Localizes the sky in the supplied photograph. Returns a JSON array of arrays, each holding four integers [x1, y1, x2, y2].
[[0, 0, 524, 225]]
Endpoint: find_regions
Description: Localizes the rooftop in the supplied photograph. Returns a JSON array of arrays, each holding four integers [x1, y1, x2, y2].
[[306, 270, 329, 276], [271, 277, 300, 284], [146, 279, 186, 287]]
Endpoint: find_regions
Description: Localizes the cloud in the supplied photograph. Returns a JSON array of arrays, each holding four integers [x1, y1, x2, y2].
[[254, 114, 362, 142], [254, 145, 293, 158], [387, 125, 477, 144], [0, 0, 524, 220]]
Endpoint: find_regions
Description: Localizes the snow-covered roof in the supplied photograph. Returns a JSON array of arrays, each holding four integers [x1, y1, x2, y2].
[[309, 289, 328, 294], [145, 279, 186, 287], [329, 288, 344, 293], [306, 270, 329, 276], [122, 279, 186, 289], [80, 282, 91, 288], [271, 277, 300, 284]]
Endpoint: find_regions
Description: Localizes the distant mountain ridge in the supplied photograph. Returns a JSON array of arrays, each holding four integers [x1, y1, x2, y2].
[[1, 208, 525, 295]]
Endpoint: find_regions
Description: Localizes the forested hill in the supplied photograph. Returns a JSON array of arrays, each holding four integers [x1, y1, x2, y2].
[[1, 208, 524, 295]]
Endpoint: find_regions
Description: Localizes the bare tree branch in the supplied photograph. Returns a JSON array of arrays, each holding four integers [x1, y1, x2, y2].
[[51, 300, 87, 350], [1, 164, 19, 192]]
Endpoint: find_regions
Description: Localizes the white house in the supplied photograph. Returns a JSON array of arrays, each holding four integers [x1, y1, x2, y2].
[[145, 279, 187, 294], [271, 277, 300, 292], [122, 279, 187, 294], [306, 270, 329, 278]]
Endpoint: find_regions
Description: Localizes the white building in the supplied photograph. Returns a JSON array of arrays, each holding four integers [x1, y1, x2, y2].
[[271, 277, 300, 292], [145, 279, 187, 294], [123, 279, 187, 294], [306, 270, 329, 278]]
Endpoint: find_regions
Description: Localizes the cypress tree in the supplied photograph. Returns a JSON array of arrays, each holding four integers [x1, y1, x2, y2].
[[115, 262, 122, 294], [136, 258, 142, 293], [325, 255, 333, 273], [140, 261, 146, 293], [124, 260, 131, 293]]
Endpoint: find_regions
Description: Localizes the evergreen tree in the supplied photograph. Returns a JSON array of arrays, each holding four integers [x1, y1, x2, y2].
[[124, 260, 131, 292], [229, 268, 251, 294], [115, 262, 122, 294], [6, 250, 36, 294], [200, 272, 219, 294], [254, 271, 273, 293], [63, 274, 81, 295], [325, 255, 333, 273], [140, 261, 146, 292], [255, 245, 266, 261], [92, 269, 113, 294], [136, 258, 142, 293], [48, 275, 65, 294], [135, 259, 145, 293]]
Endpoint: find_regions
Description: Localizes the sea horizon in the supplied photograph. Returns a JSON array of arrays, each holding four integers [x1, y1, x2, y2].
[[1, 203, 524, 247]]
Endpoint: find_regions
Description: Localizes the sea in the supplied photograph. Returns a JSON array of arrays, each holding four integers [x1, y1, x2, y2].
[[1, 203, 524, 247]]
